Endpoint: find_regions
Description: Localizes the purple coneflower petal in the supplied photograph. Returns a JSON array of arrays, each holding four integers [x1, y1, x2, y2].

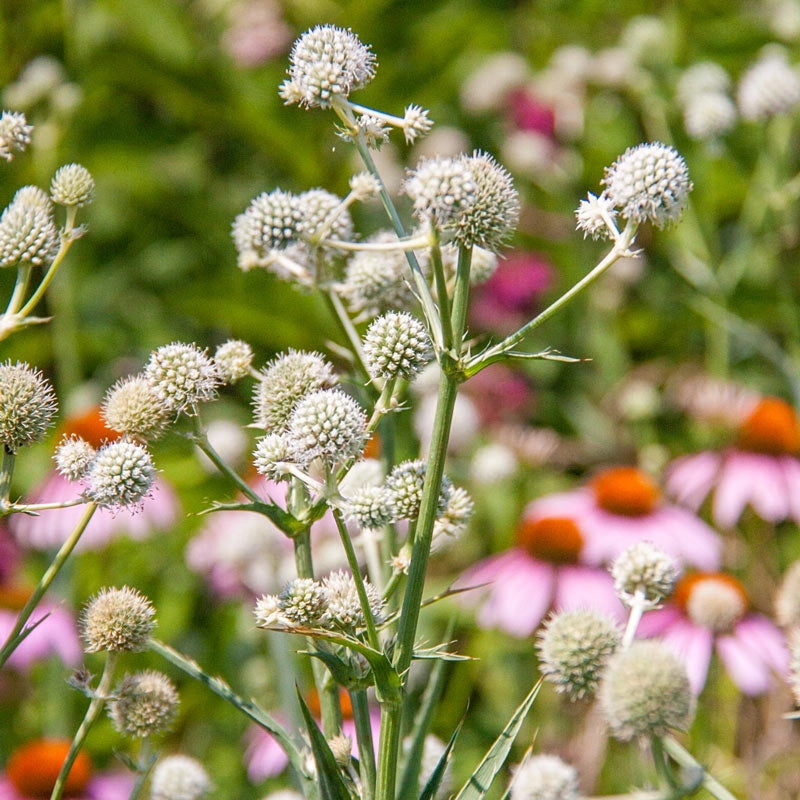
[[733, 614, 789, 676], [554, 565, 626, 621], [715, 631, 773, 696], [665, 451, 720, 510]]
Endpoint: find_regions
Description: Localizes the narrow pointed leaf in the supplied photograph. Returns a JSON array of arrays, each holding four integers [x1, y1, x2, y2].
[[419, 719, 463, 800]]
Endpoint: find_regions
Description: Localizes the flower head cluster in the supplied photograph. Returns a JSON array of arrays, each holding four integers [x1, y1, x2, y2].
[[54, 434, 96, 481], [0, 184, 60, 268], [150, 755, 212, 800], [386, 459, 452, 520], [144, 342, 221, 416], [280, 25, 377, 108], [346, 485, 397, 530], [322, 569, 383, 630], [676, 62, 737, 141], [363, 311, 433, 381], [252, 432, 292, 481], [109, 670, 179, 738], [0, 361, 57, 452], [510, 754, 580, 800], [611, 541, 677, 606], [232, 189, 303, 270], [83, 439, 155, 509], [102, 375, 170, 440], [737, 47, 800, 120], [0, 110, 32, 161], [214, 339, 254, 384], [278, 578, 327, 627], [80, 585, 156, 653], [50, 163, 95, 207]]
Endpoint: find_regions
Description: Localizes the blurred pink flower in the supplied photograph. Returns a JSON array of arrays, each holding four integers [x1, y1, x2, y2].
[[222, 0, 292, 68], [528, 467, 722, 570], [456, 512, 625, 637], [470, 251, 553, 334], [462, 364, 535, 426], [637, 572, 789, 695], [506, 88, 557, 138], [667, 396, 800, 528]]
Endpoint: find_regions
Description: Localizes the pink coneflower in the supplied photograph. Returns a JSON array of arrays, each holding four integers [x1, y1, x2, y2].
[[457, 513, 625, 638], [462, 364, 535, 427], [222, 0, 292, 68], [528, 467, 723, 570], [667, 396, 800, 528], [506, 88, 557, 138], [637, 572, 789, 695], [0, 739, 134, 800]]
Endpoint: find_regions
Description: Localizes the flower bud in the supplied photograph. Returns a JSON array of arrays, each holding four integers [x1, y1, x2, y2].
[[214, 339, 254, 384], [108, 670, 179, 738], [81, 586, 155, 653], [50, 163, 95, 207]]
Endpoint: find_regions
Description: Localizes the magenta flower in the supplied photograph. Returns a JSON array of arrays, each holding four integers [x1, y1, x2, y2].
[[667, 396, 800, 528], [506, 88, 557, 138], [462, 364, 535, 427], [637, 572, 789, 695]]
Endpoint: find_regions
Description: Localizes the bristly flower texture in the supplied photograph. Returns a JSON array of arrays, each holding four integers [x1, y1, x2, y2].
[[509, 754, 580, 800], [85, 439, 156, 509], [0, 360, 57, 452], [0, 185, 60, 268], [50, 163, 95, 207], [0, 110, 32, 161], [108, 670, 179, 738], [279, 25, 377, 108], [363, 311, 433, 381], [101, 375, 170, 440], [144, 342, 221, 416], [80, 585, 156, 653], [737, 47, 800, 120], [150, 754, 212, 800]]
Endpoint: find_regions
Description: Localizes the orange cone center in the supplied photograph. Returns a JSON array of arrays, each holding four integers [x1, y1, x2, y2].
[[515, 516, 584, 564], [674, 572, 749, 633], [737, 397, 800, 455], [592, 467, 661, 516], [7, 739, 91, 797]]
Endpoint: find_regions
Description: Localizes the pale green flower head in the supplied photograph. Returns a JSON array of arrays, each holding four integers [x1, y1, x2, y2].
[[0, 360, 57, 452], [109, 670, 179, 738]]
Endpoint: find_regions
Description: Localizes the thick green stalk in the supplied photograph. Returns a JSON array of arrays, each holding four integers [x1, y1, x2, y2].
[[0, 502, 97, 668], [51, 652, 118, 800], [4, 264, 32, 316], [660, 736, 737, 800], [375, 699, 403, 800], [430, 234, 454, 351], [0, 448, 15, 506], [350, 688, 377, 800]]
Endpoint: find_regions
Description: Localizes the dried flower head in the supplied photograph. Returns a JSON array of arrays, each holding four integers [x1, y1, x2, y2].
[[85, 439, 156, 509], [537, 609, 621, 700], [346, 485, 397, 529], [0, 186, 60, 268], [0, 361, 57, 452], [253, 432, 293, 481], [144, 342, 221, 416], [50, 163, 95, 207], [575, 192, 617, 240], [776, 561, 800, 627], [150, 754, 212, 800], [253, 350, 337, 431], [102, 375, 169, 440], [54, 434, 96, 481], [81, 585, 156, 653], [386, 459, 452, 520], [322, 569, 383, 630], [232, 189, 303, 270], [0, 110, 33, 161], [738, 48, 800, 120], [611, 542, 677, 606], [599, 640, 694, 740], [108, 670, 179, 738], [510, 754, 580, 800], [363, 311, 433, 381], [433, 486, 474, 541], [278, 578, 327, 627], [280, 25, 377, 108], [402, 104, 434, 144], [602, 142, 692, 228], [286, 388, 367, 466], [214, 339, 254, 384]]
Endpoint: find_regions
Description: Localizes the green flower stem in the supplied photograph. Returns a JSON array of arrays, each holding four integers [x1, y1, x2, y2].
[[375, 697, 403, 800], [450, 246, 472, 340], [323, 289, 374, 386], [0, 502, 97, 669], [430, 233, 454, 351], [0, 448, 15, 506], [319, 233, 433, 252], [331, 507, 381, 651], [4, 264, 32, 316], [465, 220, 637, 377], [148, 638, 313, 792], [651, 736, 680, 790], [4, 498, 87, 515], [350, 688, 377, 800], [660, 736, 738, 800], [51, 651, 118, 800], [127, 739, 157, 800]]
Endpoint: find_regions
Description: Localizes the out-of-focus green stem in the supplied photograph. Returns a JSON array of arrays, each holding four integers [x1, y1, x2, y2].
[[661, 736, 738, 800], [0, 449, 15, 506], [350, 688, 377, 800]]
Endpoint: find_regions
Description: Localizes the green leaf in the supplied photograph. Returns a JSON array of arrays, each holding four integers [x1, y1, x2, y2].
[[419, 720, 462, 800], [453, 679, 542, 800], [296, 686, 354, 800]]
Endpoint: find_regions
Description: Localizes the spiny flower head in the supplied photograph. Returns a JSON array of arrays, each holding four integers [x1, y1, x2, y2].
[[85, 439, 155, 509], [346, 485, 397, 530], [253, 349, 337, 431], [575, 192, 617, 240], [214, 339, 254, 384], [0, 361, 57, 452], [404, 155, 478, 233], [433, 485, 474, 540], [298, 188, 354, 243], [279, 578, 327, 626], [322, 569, 383, 630], [253, 432, 293, 481], [601, 142, 692, 228], [537, 609, 621, 700], [280, 25, 377, 108], [144, 342, 221, 416], [150, 755, 212, 800], [81, 585, 156, 653], [54, 434, 96, 481], [599, 640, 694, 740], [386, 459, 452, 520], [510, 754, 580, 800], [611, 541, 677, 606], [0, 111, 32, 161], [108, 670, 179, 738], [738, 47, 800, 120], [0, 185, 60, 268], [50, 163, 95, 207], [102, 375, 170, 440], [349, 172, 381, 201], [402, 104, 434, 144], [287, 388, 367, 466], [232, 189, 303, 270], [363, 311, 433, 381]]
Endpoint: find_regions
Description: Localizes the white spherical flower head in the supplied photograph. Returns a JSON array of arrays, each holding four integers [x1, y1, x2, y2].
[[253, 432, 293, 481], [738, 48, 800, 120], [214, 339, 254, 384], [86, 439, 155, 509], [683, 574, 747, 633], [54, 434, 96, 481], [611, 541, 677, 606], [346, 485, 397, 530], [81, 585, 156, 653], [0, 185, 60, 268], [254, 349, 337, 431], [599, 640, 694, 741], [386, 459, 452, 520], [537, 609, 621, 700], [287, 388, 367, 466], [0, 361, 57, 452], [683, 92, 737, 141], [349, 171, 381, 201], [145, 342, 221, 416], [676, 62, 732, 106], [404, 155, 478, 232], [0, 110, 33, 161], [510, 754, 580, 800], [602, 142, 692, 228], [298, 188, 354, 243], [232, 189, 303, 270], [50, 163, 95, 207], [465, 245, 499, 284], [575, 192, 617, 240], [102, 374, 170, 440], [280, 25, 377, 108], [432, 485, 474, 543], [109, 670, 179, 738], [322, 569, 383, 630], [279, 577, 327, 626], [150, 754, 212, 800], [363, 311, 433, 381]]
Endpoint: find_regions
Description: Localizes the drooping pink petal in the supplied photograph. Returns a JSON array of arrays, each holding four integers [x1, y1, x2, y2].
[[733, 615, 790, 676], [713, 451, 789, 528], [716, 632, 773, 696], [0, 603, 81, 670], [665, 452, 721, 511], [554, 565, 626, 621], [644, 506, 722, 571], [245, 724, 290, 781], [635, 605, 684, 637], [87, 772, 137, 800]]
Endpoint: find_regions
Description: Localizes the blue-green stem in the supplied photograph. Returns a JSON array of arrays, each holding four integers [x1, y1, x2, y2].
[[51, 651, 118, 800], [0, 502, 97, 668], [0, 448, 15, 506], [323, 289, 374, 387], [4, 264, 33, 316], [127, 739, 157, 800], [375, 697, 403, 800], [430, 232, 454, 351], [660, 736, 738, 800], [350, 688, 377, 800]]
